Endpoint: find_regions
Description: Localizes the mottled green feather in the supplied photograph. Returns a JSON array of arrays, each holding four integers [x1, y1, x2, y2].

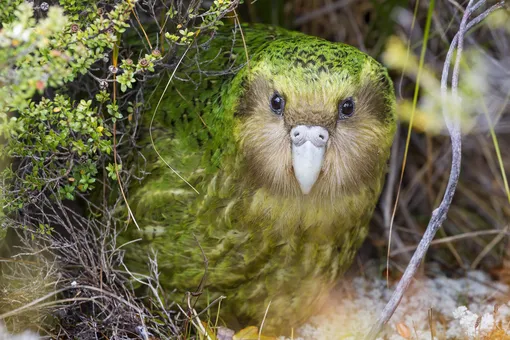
[[122, 24, 396, 334]]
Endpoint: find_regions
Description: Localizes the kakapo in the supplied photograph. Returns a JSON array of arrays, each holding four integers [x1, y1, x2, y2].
[[122, 24, 396, 334]]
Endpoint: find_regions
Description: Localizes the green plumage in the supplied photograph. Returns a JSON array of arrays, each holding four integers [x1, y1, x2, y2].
[[123, 25, 396, 334]]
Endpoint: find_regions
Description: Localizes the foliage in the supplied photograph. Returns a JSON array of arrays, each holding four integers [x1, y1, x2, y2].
[[0, 0, 136, 211], [0, 0, 24, 25], [0, 1, 132, 113], [3, 95, 112, 209]]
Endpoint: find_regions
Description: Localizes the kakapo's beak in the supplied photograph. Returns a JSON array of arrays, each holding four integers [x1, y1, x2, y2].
[[290, 125, 329, 195]]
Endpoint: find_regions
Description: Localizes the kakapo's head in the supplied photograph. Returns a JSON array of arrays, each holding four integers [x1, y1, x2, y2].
[[235, 34, 396, 198]]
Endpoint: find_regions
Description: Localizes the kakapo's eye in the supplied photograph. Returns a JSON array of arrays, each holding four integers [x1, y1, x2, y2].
[[339, 97, 355, 119], [270, 92, 285, 116]]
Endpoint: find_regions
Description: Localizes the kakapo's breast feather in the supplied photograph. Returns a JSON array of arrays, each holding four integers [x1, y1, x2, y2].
[[123, 24, 395, 333]]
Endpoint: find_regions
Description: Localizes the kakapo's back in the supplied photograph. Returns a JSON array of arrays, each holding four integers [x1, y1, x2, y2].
[[123, 24, 396, 334]]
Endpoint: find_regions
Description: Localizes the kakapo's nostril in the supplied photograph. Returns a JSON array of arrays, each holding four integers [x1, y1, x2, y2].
[[307, 126, 329, 147], [290, 126, 307, 146]]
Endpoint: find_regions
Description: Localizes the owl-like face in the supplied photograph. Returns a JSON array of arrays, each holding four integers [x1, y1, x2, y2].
[[236, 38, 396, 198]]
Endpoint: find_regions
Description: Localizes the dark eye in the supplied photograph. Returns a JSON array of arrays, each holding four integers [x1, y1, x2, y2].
[[339, 97, 355, 119], [270, 92, 285, 115]]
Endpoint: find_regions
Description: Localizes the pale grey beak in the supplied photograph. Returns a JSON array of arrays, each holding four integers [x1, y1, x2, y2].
[[290, 125, 329, 194]]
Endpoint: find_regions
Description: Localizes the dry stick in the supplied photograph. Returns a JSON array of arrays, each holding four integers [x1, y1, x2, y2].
[[364, 1, 505, 338]]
